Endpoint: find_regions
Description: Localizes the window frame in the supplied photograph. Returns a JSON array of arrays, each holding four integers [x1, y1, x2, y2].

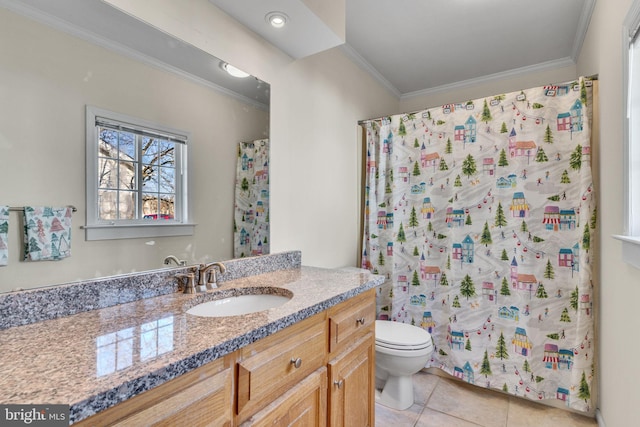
[[617, 1, 640, 269], [85, 106, 195, 241]]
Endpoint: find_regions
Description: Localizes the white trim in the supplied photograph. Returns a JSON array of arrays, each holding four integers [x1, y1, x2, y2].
[[613, 235, 640, 270], [619, 0, 640, 268], [340, 43, 402, 98], [571, 0, 597, 61], [401, 57, 576, 100], [83, 223, 195, 241], [596, 408, 605, 427]]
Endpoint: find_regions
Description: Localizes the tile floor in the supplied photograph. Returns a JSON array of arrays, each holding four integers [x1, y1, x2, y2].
[[375, 370, 598, 427]]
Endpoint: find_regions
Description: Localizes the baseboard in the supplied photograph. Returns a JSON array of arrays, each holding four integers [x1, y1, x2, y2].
[[596, 409, 605, 427]]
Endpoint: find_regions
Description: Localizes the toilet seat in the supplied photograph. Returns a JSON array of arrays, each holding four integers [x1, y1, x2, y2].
[[375, 320, 433, 351]]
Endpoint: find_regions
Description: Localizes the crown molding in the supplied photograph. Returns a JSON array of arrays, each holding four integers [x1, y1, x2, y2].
[[400, 57, 576, 100], [340, 43, 401, 99]]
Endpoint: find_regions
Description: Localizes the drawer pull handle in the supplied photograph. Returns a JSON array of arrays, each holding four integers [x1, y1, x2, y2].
[[356, 317, 366, 325], [290, 357, 302, 369], [334, 379, 344, 389]]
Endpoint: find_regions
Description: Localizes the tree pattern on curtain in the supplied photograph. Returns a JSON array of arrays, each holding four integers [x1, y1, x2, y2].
[[234, 139, 269, 258], [361, 77, 596, 412]]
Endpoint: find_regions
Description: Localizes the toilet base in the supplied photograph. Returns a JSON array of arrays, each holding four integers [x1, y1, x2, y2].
[[376, 374, 414, 410]]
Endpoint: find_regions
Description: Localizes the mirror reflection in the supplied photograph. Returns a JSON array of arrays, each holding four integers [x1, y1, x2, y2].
[[0, 0, 270, 292]]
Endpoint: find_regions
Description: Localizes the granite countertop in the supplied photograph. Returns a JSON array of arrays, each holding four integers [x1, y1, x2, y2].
[[0, 265, 382, 424]]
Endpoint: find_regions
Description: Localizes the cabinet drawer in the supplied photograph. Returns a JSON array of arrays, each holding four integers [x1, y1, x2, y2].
[[236, 313, 327, 422], [328, 289, 375, 354]]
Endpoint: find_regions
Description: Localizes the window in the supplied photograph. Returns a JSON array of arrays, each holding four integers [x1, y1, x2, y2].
[[85, 106, 194, 240], [619, 1, 640, 269]]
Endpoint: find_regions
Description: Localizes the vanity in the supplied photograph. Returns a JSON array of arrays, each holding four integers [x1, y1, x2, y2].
[[0, 251, 383, 426]]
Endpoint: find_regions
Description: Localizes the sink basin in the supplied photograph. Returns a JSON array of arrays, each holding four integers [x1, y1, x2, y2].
[[186, 289, 292, 317]]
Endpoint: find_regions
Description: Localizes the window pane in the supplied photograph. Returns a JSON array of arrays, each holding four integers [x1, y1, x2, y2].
[[161, 194, 175, 218], [98, 129, 121, 158], [118, 131, 136, 160], [159, 140, 175, 167], [142, 168, 159, 192], [142, 138, 159, 165], [159, 166, 176, 193], [98, 157, 117, 189], [119, 161, 136, 190], [118, 191, 137, 219], [98, 190, 118, 220]]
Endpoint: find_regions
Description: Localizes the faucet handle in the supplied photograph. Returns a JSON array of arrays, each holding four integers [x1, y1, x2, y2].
[[175, 273, 196, 294], [206, 269, 218, 290]]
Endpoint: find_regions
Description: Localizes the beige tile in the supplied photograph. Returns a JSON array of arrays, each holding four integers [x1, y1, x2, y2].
[[416, 407, 484, 427], [506, 397, 598, 427], [375, 401, 422, 427], [425, 377, 509, 427], [413, 371, 441, 405]]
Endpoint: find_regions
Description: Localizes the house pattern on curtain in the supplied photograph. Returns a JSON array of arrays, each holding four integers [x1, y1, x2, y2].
[[361, 77, 596, 412], [234, 139, 269, 258]]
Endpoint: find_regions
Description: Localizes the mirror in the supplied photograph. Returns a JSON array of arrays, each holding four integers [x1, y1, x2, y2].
[[0, 0, 270, 292]]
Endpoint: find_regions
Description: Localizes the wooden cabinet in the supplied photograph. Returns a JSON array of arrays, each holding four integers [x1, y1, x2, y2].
[[236, 312, 327, 423], [327, 290, 376, 427], [239, 368, 327, 427], [74, 354, 234, 427], [327, 334, 375, 427], [74, 289, 376, 427]]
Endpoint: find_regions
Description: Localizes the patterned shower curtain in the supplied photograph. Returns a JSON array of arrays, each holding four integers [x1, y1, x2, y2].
[[234, 139, 269, 258], [361, 77, 596, 412]]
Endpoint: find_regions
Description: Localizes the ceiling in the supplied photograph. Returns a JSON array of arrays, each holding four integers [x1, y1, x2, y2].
[[212, 0, 597, 99], [2, 0, 596, 103]]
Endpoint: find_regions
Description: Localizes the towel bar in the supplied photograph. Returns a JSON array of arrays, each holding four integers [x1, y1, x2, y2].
[[9, 205, 77, 213]]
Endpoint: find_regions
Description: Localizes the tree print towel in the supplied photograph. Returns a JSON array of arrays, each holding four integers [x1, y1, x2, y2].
[[0, 206, 8, 266], [23, 206, 72, 261]]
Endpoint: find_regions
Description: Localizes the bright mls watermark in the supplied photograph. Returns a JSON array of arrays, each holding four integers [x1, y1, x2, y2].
[[0, 405, 68, 426]]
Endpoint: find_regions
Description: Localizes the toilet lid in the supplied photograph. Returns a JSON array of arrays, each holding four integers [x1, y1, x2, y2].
[[375, 320, 432, 348]]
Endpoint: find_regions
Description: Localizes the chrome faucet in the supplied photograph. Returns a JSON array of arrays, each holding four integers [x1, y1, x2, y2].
[[164, 255, 186, 266], [198, 262, 227, 290]]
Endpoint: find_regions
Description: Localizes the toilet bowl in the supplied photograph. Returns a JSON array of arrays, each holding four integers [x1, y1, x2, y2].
[[375, 320, 433, 410]]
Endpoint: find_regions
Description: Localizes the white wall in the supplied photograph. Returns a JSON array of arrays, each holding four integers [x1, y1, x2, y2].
[[0, 8, 268, 291], [577, 1, 639, 426]]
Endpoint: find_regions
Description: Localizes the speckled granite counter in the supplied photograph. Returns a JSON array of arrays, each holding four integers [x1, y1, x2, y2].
[[0, 258, 382, 424]]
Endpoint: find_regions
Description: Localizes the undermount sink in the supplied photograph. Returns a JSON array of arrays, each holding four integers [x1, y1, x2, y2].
[[186, 288, 292, 317]]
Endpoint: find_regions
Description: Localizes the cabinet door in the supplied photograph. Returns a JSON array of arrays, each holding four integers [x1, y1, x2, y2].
[[327, 333, 375, 427], [74, 355, 234, 427], [240, 367, 327, 427]]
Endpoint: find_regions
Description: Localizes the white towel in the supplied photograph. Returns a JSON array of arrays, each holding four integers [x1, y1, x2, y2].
[[0, 206, 8, 266], [23, 206, 72, 261]]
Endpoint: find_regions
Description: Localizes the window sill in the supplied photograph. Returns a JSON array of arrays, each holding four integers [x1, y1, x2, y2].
[[83, 223, 196, 241], [612, 234, 640, 269]]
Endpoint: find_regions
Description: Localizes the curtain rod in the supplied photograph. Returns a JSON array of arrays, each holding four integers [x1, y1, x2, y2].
[[9, 205, 77, 213], [357, 74, 599, 126]]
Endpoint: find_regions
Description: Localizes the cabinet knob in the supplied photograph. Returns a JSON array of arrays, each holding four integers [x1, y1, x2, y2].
[[356, 317, 366, 325], [290, 357, 302, 369], [334, 379, 344, 389]]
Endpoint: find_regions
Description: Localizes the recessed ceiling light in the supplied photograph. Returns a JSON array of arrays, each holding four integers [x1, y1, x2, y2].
[[265, 11, 288, 28], [221, 62, 250, 78]]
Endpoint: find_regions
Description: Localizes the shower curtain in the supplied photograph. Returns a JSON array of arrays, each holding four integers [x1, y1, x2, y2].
[[234, 139, 269, 258], [361, 77, 596, 412]]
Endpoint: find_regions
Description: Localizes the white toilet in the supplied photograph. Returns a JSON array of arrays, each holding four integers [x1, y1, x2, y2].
[[375, 320, 434, 410]]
